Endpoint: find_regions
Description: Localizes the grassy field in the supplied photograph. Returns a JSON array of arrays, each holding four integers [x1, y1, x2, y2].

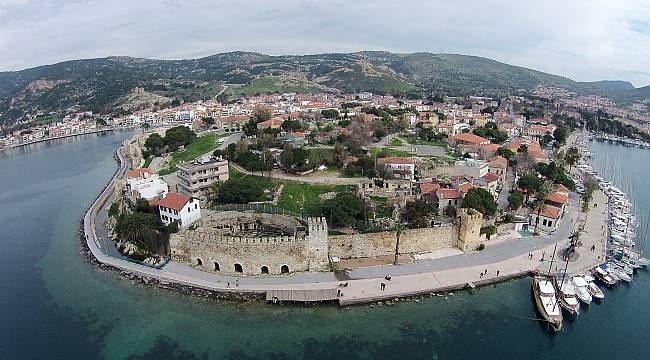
[[370, 147, 413, 158], [158, 134, 219, 175], [389, 138, 404, 146], [277, 182, 349, 216]]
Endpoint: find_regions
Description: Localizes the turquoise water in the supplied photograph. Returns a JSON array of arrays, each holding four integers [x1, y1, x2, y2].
[[0, 133, 648, 359]]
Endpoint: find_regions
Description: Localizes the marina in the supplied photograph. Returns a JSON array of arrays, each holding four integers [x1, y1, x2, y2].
[[530, 131, 650, 331]]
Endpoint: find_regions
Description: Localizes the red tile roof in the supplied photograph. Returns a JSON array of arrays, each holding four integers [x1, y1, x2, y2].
[[437, 188, 462, 199], [488, 155, 508, 169], [536, 206, 560, 219], [127, 168, 152, 179], [419, 182, 440, 195], [481, 172, 500, 182], [481, 143, 500, 152], [457, 182, 475, 194], [453, 133, 490, 145], [158, 193, 191, 211], [546, 192, 569, 205]]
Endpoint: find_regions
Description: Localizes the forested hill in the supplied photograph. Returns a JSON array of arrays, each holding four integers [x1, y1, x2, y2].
[[0, 51, 644, 124]]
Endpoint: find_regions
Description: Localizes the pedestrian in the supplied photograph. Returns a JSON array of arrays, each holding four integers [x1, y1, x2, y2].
[[226, 282, 230, 288], [337, 289, 341, 297], [497, 270, 500, 276], [235, 280, 239, 287], [480, 272, 483, 278]]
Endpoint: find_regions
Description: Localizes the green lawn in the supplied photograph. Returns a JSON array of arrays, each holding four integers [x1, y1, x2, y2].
[[158, 134, 219, 175], [277, 182, 349, 216], [389, 138, 405, 146], [370, 147, 414, 158], [143, 157, 153, 168]]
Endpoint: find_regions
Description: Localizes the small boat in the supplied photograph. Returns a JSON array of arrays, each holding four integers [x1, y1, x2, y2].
[[556, 277, 581, 315], [586, 280, 605, 300], [571, 276, 593, 304], [607, 263, 632, 282], [532, 276, 563, 332], [593, 266, 617, 286]]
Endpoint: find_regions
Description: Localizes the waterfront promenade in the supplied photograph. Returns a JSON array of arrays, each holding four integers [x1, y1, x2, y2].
[[82, 138, 608, 305]]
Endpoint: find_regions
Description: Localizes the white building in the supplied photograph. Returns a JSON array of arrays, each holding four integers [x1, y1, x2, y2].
[[125, 168, 169, 205], [454, 159, 488, 179], [377, 157, 416, 181], [529, 206, 560, 233], [157, 192, 202, 229]]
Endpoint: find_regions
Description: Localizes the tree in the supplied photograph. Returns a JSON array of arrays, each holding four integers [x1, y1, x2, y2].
[[480, 225, 497, 240], [144, 133, 165, 154], [496, 147, 515, 159], [514, 152, 537, 175], [533, 183, 553, 233], [507, 191, 524, 210], [461, 188, 497, 216], [164, 126, 196, 151], [517, 174, 543, 202], [252, 106, 272, 122], [402, 200, 438, 226], [321, 193, 364, 227], [136, 198, 152, 213], [553, 127, 569, 144], [321, 109, 339, 119], [202, 117, 215, 126], [540, 133, 554, 147], [171, 98, 181, 107], [565, 146, 581, 170], [473, 122, 508, 143], [216, 178, 268, 204]]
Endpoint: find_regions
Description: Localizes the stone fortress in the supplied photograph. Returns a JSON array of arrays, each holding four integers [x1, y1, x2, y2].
[[169, 208, 484, 276]]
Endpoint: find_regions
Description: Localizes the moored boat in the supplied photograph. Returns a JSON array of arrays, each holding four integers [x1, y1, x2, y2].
[[555, 277, 581, 315], [571, 276, 593, 304], [532, 276, 563, 332]]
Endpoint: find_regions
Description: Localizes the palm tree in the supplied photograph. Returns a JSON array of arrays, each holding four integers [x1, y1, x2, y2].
[[533, 183, 554, 233]]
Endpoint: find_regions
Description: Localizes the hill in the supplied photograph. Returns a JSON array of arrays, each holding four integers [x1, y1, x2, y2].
[[0, 51, 646, 125]]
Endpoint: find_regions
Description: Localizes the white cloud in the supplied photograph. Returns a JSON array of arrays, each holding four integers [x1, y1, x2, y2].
[[0, 0, 649, 86]]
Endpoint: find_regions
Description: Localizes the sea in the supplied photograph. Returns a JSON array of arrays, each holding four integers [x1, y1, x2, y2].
[[0, 131, 648, 359]]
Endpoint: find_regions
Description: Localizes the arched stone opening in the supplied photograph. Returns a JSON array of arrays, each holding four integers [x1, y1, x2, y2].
[[196, 258, 203, 266], [213, 262, 220, 271], [281, 265, 289, 274], [261, 266, 269, 274], [234, 263, 243, 273]]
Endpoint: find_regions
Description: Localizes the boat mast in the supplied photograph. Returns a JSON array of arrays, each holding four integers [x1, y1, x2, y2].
[[547, 244, 558, 276]]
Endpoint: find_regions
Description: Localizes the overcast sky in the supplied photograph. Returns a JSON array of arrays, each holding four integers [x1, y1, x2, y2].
[[1, 0, 649, 87]]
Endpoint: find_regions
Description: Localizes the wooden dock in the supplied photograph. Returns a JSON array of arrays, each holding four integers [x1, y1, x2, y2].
[[266, 288, 339, 303]]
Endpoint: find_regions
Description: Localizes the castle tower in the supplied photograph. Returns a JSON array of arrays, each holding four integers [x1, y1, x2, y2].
[[457, 208, 484, 251], [306, 217, 329, 271]]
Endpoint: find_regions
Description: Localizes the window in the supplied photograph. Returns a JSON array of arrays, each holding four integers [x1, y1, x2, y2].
[[234, 263, 243, 273], [188, 207, 191, 213], [548, 221, 553, 227]]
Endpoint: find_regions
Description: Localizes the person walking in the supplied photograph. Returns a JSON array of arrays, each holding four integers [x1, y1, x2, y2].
[[496, 270, 500, 276]]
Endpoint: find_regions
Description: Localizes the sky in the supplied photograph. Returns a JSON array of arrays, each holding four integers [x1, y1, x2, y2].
[[1, 0, 650, 87]]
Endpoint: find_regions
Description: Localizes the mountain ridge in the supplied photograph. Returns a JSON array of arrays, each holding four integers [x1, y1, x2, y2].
[[0, 51, 646, 125]]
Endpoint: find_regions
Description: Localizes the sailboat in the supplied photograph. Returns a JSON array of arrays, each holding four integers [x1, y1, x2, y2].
[[532, 276, 563, 332]]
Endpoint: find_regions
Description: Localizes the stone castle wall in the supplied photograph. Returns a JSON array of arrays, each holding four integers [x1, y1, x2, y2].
[[169, 213, 328, 276], [328, 225, 458, 259]]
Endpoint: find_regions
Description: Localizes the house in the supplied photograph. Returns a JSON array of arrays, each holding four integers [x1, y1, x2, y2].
[[377, 157, 416, 181], [257, 117, 285, 130], [158, 192, 202, 229], [454, 159, 488, 179], [529, 206, 560, 233], [216, 115, 249, 132], [125, 168, 169, 205], [284, 132, 307, 146], [449, 132, 490, 153], [419, 180, 440, 202], [403, 112, 417, 126], [437, 188, 462, 212], [527, 124, 557, 137], [488, 156, 508, 183], [475, 172, 500, 196], [479, 143, 500, 159], [545, 191, 569, 215], [177, 156, 229, 200]]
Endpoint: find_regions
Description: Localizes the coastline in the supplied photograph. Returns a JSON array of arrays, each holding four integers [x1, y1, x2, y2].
[[79, 133, 608, 306], [0, 126, 136, 153]]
